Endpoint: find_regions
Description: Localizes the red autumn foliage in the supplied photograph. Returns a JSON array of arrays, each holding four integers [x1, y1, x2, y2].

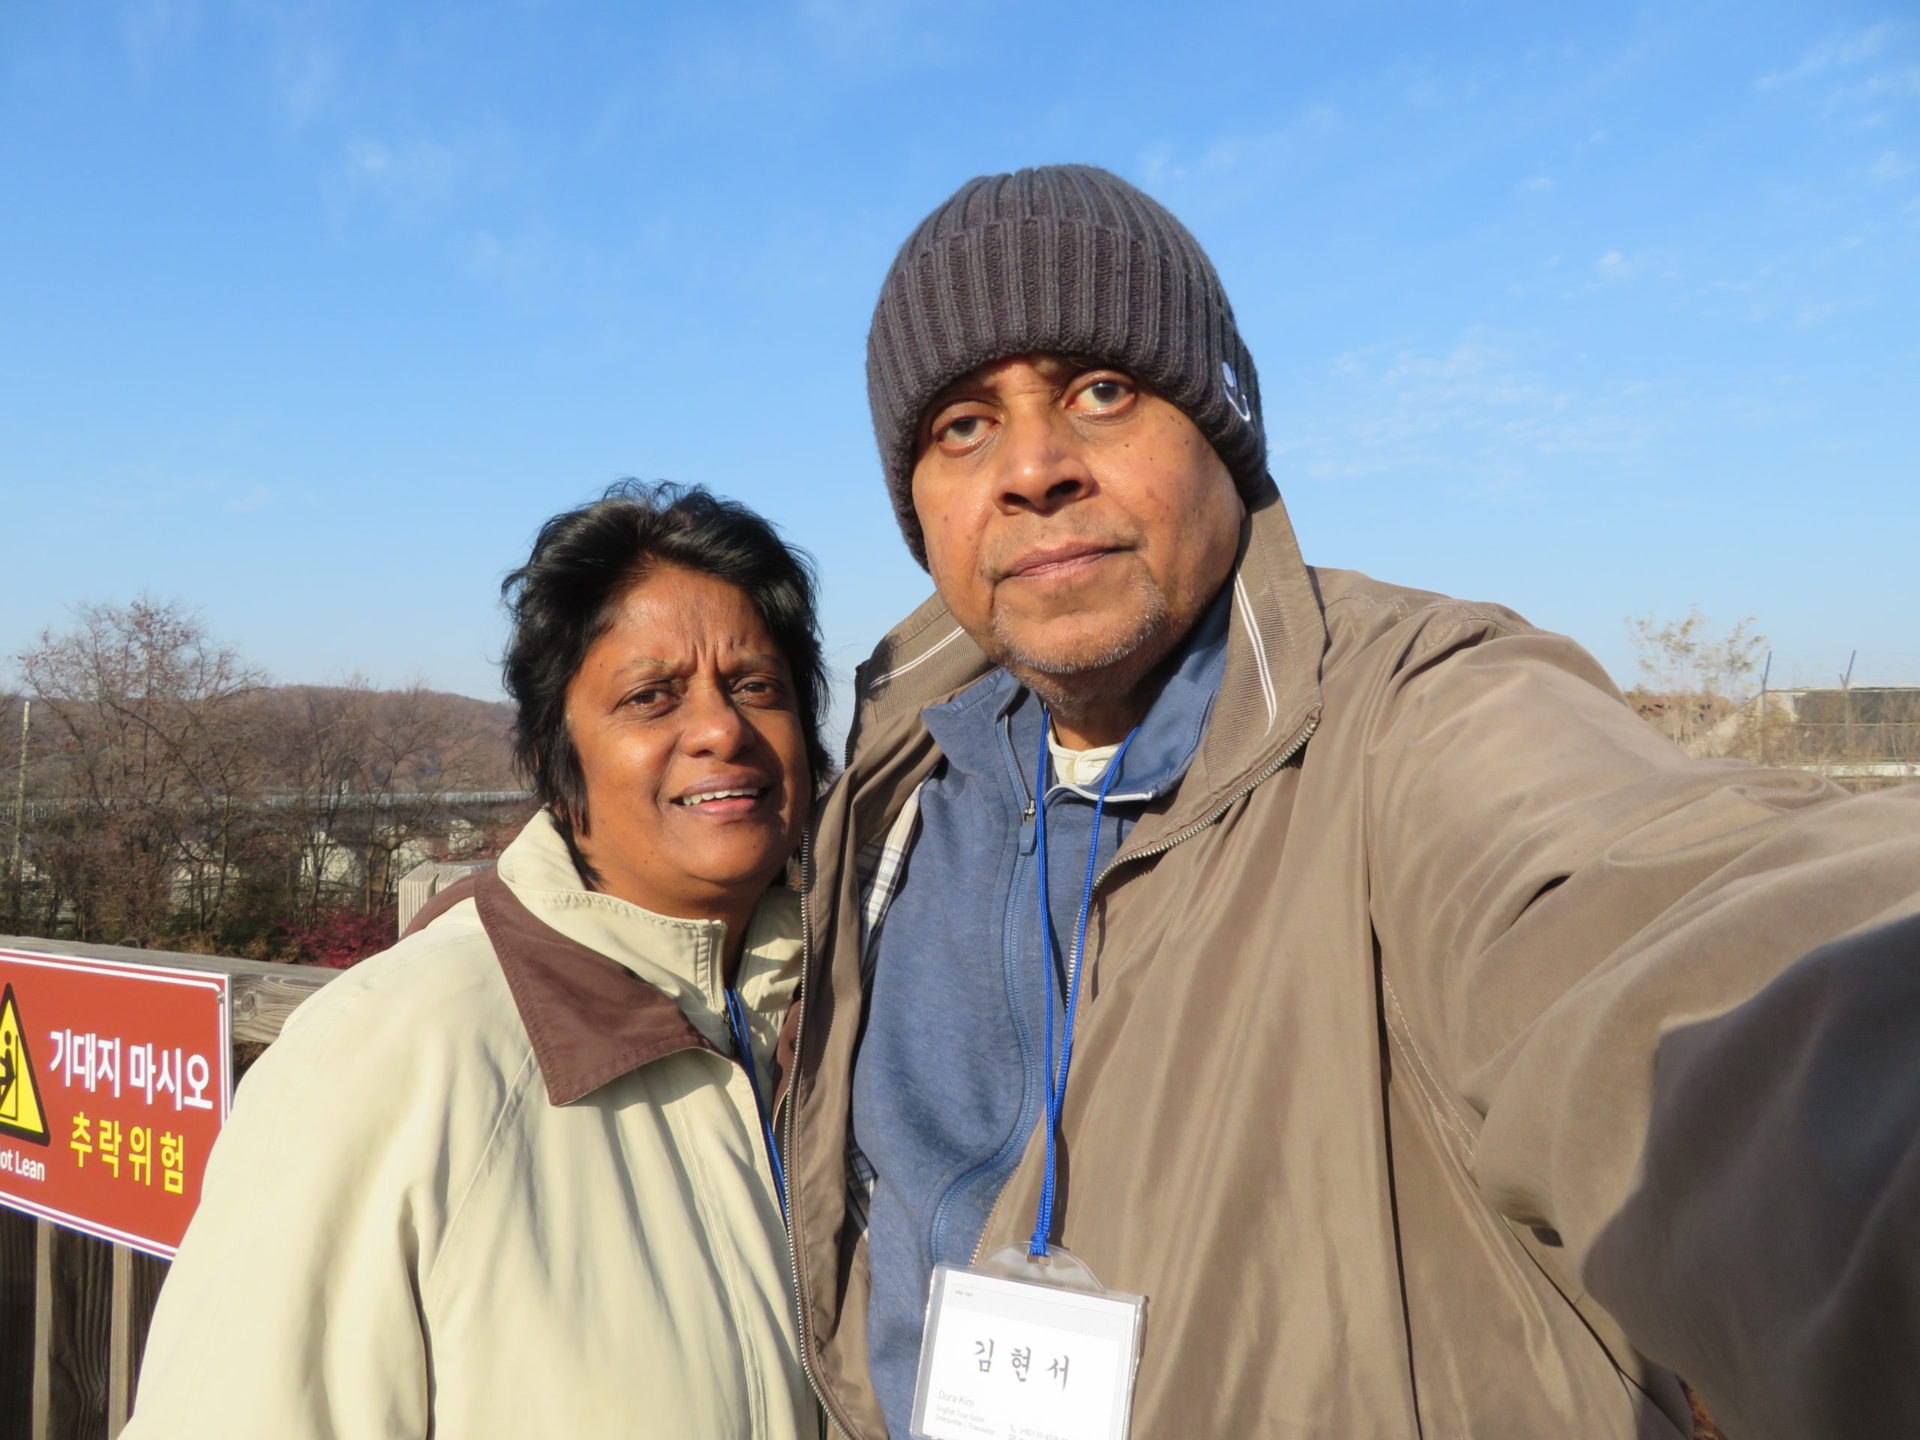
[[290, 907, 396, 968]]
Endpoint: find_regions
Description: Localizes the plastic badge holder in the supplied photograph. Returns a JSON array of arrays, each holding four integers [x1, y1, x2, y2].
[[910, 1243, 1146, 1440]]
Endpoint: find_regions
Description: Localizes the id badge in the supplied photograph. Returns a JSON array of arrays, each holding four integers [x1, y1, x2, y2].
[[908, 1244, 1146, 1440]]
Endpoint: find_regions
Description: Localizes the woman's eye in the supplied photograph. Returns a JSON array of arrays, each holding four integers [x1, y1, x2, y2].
[[626, 686, 672, 709], [734, 677, 786, 704]]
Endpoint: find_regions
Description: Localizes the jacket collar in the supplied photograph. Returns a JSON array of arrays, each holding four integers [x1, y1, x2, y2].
[[429, 811, 802, 1106], [476, 866, 715, 1105], [920, 586, 1231, 806], [839, 479, 1327, 844]]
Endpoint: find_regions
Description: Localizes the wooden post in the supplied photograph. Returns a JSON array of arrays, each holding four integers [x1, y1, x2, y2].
[[31, 1221, 112, 1440], [0, 1208, 34, 1440], [105, 1246, 166, 1436]]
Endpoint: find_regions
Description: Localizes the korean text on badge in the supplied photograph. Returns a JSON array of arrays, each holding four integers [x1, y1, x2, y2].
[[910, 1263, 1143, 1440]]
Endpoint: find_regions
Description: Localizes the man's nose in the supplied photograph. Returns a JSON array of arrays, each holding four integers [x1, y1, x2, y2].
[[994, 409, 1091, 516]]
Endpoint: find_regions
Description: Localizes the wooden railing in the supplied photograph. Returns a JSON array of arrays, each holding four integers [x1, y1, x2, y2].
[[0, 936, 334, 1440]]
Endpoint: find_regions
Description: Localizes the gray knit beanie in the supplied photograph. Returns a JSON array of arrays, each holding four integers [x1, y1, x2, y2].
[[867, 163, 1266, 566]]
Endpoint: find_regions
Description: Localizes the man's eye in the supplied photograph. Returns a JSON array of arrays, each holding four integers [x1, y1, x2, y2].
[[938, 415, 989, 446], [1079, 378, 1132, 411]]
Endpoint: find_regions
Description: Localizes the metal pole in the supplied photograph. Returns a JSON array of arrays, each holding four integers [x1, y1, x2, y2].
[[10, 698, 28, 922], [1758, 651, 1772, 766], [1841, 651, 1858, 760]]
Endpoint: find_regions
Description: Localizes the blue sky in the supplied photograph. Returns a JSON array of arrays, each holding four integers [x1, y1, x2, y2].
[[3, 0, 1915, 743]]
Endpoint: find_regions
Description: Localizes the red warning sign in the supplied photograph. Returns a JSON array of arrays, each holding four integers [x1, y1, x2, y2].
[[0, 947, 230, 1257]]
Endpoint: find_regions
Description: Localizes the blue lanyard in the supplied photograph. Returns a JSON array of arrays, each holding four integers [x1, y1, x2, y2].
[[1029, 710, 1141, 1258], [723, 986, 788, 1220]]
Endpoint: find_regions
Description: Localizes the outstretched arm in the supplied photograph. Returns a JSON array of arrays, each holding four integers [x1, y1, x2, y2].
[[1358, 610, 1920, 1438]]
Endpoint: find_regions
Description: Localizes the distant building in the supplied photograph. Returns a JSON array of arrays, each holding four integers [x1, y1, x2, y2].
[[1701, 686, 1920, 792]]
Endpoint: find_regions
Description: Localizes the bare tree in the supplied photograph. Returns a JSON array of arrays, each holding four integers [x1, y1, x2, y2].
[[16, 599, 266, 945], [11, 598, 521, 959], [346, 684, 496, 914], [257, 680, 507, 926], [254, 679, 380, 930], [1625, 609, 1767, 755]]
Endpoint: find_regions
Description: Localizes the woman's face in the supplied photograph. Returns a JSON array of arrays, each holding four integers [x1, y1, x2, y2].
[[564, 563, 810, 927]]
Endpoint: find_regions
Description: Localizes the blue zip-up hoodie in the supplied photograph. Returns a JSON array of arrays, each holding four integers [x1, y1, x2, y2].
[[850, 593, 1229, 1435]]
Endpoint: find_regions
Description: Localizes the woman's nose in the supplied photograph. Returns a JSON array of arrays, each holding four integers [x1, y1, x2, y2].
[[678, 681, 753, 757]]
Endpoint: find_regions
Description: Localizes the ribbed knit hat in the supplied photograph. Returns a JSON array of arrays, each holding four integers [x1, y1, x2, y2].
[[867, 163, 1266, 566]]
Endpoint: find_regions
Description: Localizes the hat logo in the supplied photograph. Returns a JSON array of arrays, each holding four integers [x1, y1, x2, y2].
[[1220, 360, 1253, 423]]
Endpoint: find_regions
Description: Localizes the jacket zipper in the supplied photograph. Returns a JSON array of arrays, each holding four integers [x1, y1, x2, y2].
[[800, 717, 1042, 1433], [927, 734, 1041, 1265], [794, 710, 1322, 1425], [1092, 714, 1320, 895], [783, 829, 856, 1439], [968, 712, 1321, 1266], [1004, 711, 1037, 822]]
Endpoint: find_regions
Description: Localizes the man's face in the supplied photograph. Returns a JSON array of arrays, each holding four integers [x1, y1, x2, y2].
[[910, 354, 1245, 730]]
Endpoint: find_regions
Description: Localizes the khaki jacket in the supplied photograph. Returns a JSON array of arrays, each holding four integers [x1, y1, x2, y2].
[[786, 481, 1920, 1438], [128, 811, 817, 1439]]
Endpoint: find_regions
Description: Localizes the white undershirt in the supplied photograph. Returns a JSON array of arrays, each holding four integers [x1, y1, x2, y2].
[[1047, 728, 1121, 789]]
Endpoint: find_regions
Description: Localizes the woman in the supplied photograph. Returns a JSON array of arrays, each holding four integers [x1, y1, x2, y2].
[[126, 483, 828, 1438]]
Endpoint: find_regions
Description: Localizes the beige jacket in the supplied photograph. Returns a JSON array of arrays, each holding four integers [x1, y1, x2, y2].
[[128, 810, 816, 1439], [786, 481, 1920, 1439]]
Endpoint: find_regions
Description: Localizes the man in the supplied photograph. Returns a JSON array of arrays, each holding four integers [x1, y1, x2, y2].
[[783, 164, 1920, 1439]]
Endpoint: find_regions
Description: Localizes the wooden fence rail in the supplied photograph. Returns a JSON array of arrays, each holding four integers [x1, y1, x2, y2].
[[0, 936, 334, 1440]]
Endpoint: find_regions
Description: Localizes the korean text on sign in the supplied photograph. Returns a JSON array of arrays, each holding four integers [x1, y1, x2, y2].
[[0, 948, 232, 1258]]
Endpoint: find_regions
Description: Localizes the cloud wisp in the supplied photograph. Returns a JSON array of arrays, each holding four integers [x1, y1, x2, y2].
[[1757, 22, 1905, 90], [1274, 337, 1662, 499], [122, 0, 204, 81], [1757, 20, 1920, 130], [1136, 105, 1340, 191]]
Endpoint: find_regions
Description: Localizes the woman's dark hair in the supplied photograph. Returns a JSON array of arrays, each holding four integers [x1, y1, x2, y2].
[[501, 481, 830, 861]]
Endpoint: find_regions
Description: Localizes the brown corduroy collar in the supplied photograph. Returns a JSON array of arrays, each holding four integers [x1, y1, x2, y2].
[[406, 867, 718, 1106]]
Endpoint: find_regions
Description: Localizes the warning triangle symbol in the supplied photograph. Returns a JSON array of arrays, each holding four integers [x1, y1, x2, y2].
[[0, 983, 51, 1146]]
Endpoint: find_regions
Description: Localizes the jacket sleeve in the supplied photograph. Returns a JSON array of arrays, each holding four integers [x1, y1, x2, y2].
[[121, 944, 465, 1439], [1357, 609, 1920, 1440]]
